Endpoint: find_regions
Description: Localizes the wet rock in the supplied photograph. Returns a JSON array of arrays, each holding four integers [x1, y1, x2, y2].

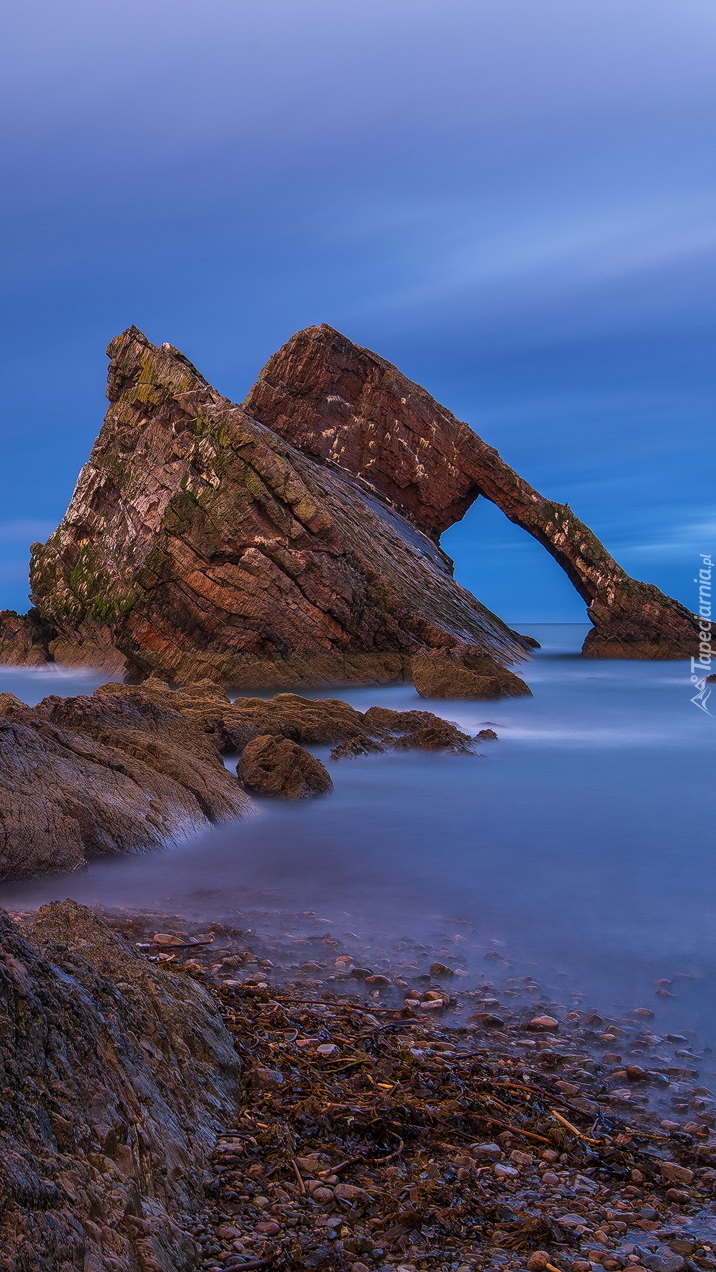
[[430, 961, 455, 977], [0, 691, 252, 881], [660, 1163, 693, 1185], [238, 735, 333, 799], [330, 733, 385, 760], [410, 650, 532, 700], [0, 901, 239, 1272], [391, 721, 474, 752], [529, 1015, 560, 1031]]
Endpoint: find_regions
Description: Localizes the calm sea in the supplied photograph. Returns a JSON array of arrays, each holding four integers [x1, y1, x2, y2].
[[2, 625, 714, 1046]]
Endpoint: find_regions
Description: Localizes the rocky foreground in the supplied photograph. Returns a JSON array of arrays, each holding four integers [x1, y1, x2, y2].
[[0, 679, 497, 880], [5, 902, 716, 1272], [0, 325, 699, 677]]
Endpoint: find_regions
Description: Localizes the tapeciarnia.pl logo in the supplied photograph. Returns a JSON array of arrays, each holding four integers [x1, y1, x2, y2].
[[691, 553, 713, 714]]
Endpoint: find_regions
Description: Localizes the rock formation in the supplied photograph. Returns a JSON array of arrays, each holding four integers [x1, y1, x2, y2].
[[238, 734, 333, 799], [0, 900, 239, 1272], [0, 690, 251, 881], [24, 327, 532, 689], [96, 678, 481, 760], [245, 324, 699, 659]]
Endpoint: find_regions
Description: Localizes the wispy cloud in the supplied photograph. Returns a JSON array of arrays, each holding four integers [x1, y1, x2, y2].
[[0, 519, 56, 545], [615, 513, 716, 558]]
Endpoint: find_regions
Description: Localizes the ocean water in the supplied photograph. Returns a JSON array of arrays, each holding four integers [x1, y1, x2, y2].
[[2, 625, 715, 1045]]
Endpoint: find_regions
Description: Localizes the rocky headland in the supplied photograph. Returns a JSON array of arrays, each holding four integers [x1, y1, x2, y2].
[[0, 325, 699, 684]]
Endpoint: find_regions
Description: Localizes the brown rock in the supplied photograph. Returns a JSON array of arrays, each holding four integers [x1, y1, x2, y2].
[[26, 327, 530, 684], [660, 1162, 693, 1185], [238, 734, 333, 799], [329, 733, 385, 759], [245, 323, 699, 658], [0, 901, 240, 1272], [0, 691, 251, 881], [476, 728, 498, 740], [411, 650, 532, 699], [391, 721, 473, 752], [362, 704, 439, 732]]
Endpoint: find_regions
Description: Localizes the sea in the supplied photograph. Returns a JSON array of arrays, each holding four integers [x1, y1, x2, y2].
[[2, 624, 715, 1051]]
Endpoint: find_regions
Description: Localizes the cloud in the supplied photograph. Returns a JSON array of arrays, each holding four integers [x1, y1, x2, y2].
[[0, 519, 56, 545], [615, 513, 716, 558]]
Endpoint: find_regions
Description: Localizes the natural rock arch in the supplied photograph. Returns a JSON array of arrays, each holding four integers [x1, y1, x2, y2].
[[244, 324, 698, 658]]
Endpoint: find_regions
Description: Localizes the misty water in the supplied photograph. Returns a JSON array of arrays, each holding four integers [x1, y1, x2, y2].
[[2, 625, 715, 1050]]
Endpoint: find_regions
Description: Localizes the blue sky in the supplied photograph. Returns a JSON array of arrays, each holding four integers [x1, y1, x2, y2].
[[1, 0, 713, 622]]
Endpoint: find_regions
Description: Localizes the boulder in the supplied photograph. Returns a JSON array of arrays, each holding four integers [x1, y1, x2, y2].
[[0, 900, 240, 1271], [238, 734, 333, 799], [411, 651, 532, 699], [0, 691, 252, 881]]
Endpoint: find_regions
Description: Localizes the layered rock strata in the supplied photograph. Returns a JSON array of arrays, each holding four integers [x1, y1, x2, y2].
[[245, 324, 699, 658], [0, 690, 251, 881], [25, 327, 532, 687], [0, 900, 239, 1272]]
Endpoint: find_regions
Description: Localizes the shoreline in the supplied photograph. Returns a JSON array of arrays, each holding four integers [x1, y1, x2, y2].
[[9, 902, 716, 1272]]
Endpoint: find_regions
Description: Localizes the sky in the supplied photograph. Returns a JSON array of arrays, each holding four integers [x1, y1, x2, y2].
[[1, 0, 714, 623]]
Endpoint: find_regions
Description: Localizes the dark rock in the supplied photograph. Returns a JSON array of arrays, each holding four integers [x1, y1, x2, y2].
[[330, 733, 385, 759], [0, 900, 239, 1271], [26, 327, 531, 684], [391, 721, 473, 752], [246, 323, 699, 659], [237, 734, 333, 799], [430, 962, 455, 977], [476, 728, 499, 740], [0, 691, 251, 881]]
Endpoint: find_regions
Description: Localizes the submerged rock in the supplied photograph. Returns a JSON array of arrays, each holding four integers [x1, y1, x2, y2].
[[238, 734, 333, 799], [0, 900, 239, 1271]]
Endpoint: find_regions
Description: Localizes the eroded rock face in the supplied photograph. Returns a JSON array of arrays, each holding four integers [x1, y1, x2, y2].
[[26, 327, 531, 687], [0, 900, 239, 1272], [238, 734, 333, 799], [245, 324, 699, 659], [0, 690, 252, 881]]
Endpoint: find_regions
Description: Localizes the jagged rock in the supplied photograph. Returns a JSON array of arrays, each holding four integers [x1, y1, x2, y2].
[[25, 327, 531, 686], [245, 324, 699, 659], [0, 691, 252, 881], [0, 608, 53, 665], [362, 704, 441, 732], [0, 692, 26, 717], [0, 900, 240, 1272], [237, 735, 333, 799], [330, 733, 386, 760], [391, 721, 473, 752], [411, 650, 533, 699], [476, 728, 498, 741]]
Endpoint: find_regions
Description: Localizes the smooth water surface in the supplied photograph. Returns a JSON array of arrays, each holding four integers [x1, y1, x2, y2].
[[2, 626, 715, 1043]]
